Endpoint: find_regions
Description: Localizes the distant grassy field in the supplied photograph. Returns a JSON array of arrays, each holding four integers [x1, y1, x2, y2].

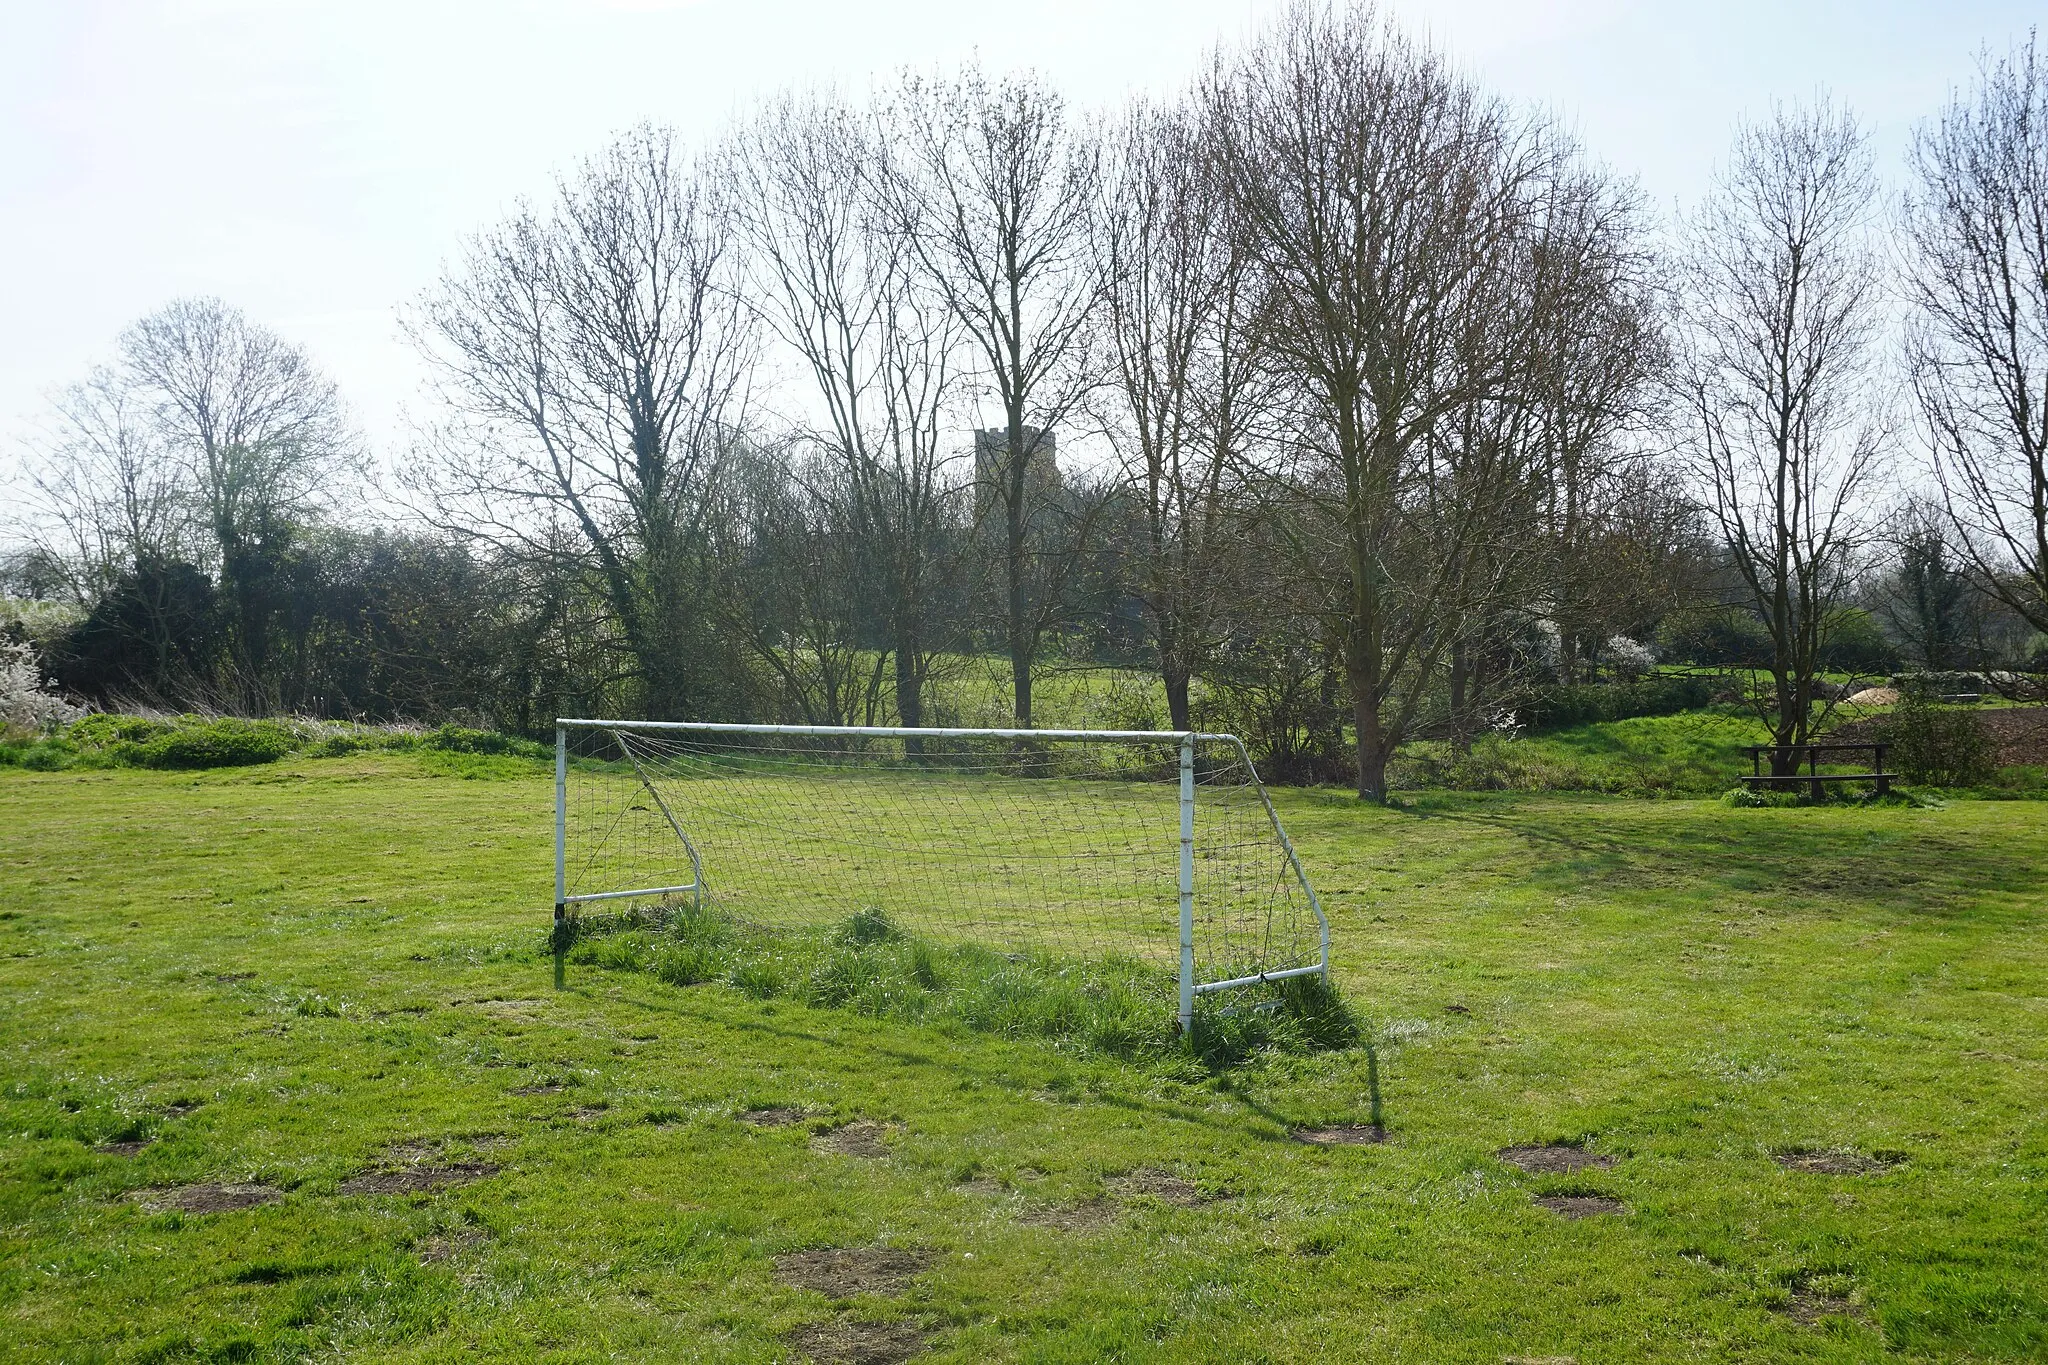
[[4, 752, 2046, 1361]]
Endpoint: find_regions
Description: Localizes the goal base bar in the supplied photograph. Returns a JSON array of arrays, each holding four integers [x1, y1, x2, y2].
[[1193, 962, 1329, 995], [561, 883, 700, 906]]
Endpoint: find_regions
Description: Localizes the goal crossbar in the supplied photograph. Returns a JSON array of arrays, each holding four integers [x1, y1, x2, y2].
[[552, 720, 1331, 1032]]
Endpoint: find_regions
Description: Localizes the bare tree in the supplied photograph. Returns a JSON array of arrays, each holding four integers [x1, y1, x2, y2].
[[1208, 1, 1554, 799], [1675, 101, 1884, 770], [1095, 96, 1267, 732], [880, 67, 1103, 728], [11, 368, 200, 694], [410, 124, 754, 721], [120, 297, 355, 701], [727, 91, 964, 732], [18, 367, 190, 603], [1905, 32, 2048, 637]]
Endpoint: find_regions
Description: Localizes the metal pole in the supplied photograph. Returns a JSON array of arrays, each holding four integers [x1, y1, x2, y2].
[[1178, 733, 1196, 1036], [553, 725, 568, 985]]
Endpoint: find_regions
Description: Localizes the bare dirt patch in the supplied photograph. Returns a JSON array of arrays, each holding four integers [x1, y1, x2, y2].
[[1498, 1145, 1615, 1175], [739, 1106, 808, 1127], [1292, 1124, 1386, 1146], [1017, 1198, 1118, 1230], [813, 1120, 894, 1158], [416, 1228, 489, 1263], [140, 1183, 282, 1214], [95, 1140, 152, 1157], [785, 1318, 929, 1365], [1783, 1288, 1864, 1325], [1105, 1169, 1214, 1205], [214, 972, 255, 983], [774, 1247, 930, 1299], [1775, 1151, 1901, 1176], [339, 1162, 499, 1196], [1533, 1194, 1624, 1218], [955, 1177, 1007, 1197], [508, 1082, 566, 1096]]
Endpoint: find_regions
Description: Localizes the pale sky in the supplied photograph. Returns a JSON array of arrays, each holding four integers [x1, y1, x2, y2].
[[2, 0, 2040, 473]]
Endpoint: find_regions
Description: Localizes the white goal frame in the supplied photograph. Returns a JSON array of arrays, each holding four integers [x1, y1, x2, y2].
[[553, 720, 1331, 1031]]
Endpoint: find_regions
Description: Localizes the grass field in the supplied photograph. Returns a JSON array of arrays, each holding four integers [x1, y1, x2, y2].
[[4, 750, 2046, 1361]]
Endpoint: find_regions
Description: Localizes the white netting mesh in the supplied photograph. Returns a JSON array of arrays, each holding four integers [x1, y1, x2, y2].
[[556, 725, 1326, 989]]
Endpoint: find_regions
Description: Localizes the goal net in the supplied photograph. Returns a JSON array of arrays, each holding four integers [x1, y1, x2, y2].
[[552, 722, 1329, 1028]]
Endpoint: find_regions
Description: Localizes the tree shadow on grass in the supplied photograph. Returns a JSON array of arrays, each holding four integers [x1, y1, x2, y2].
[[1397, 799, 2048, 925]]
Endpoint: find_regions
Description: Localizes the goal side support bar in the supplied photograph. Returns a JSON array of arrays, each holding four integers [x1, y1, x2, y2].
[[551, 721, 1332, 1028]]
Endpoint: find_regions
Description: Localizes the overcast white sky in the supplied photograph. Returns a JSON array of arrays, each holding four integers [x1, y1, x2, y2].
[[2, 0, 2041, 471]]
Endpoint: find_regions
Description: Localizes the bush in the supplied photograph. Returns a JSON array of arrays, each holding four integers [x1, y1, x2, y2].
[[67, 714, 173, 749], [423, 724, 547, 758], [1874, 696, 1997, 787], [1520, 674, 1718, 730], [1657, 609, 1772, 668], [136, 718, 301, 769]]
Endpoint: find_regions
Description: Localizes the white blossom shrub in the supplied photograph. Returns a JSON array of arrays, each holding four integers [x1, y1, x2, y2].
[[0, 638, 83, 736], [1605, 634, 1657, 679]]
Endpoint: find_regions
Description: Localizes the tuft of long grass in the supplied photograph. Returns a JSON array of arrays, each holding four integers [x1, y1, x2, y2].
[[559, 904, 1354, 1070]]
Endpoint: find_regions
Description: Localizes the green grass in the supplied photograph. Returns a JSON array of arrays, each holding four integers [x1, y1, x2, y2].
[[1390, 707, 1772, 796], [4, 752, 2048, 1360]]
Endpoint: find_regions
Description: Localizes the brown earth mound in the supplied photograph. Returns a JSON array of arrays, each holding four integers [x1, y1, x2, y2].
[[95, 1140, 152, 1157], [1498, 1145, 1615, 1175], [774, 1247, 929, 1299], [785, 1318, 929, 1364], [1829, 705, 2048, 766]]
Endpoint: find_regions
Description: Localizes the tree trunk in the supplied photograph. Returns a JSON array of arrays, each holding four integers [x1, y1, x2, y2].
[[1164, 662, 1191, 733], [895, 632, 924, 758], [1448, 641, 1470, 754]]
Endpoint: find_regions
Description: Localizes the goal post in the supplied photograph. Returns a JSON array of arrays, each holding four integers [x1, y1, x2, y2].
[[552, 720, 1331, 1031]]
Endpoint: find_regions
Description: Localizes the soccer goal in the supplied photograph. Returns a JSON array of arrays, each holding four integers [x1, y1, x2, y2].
[[552, 721, 1330, 1030]]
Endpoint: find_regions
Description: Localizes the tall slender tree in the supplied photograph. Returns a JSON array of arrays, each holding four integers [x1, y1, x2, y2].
[[1208, 1, 1554, 799], [1675, 101, 1884, 770], [880, 67, 1103, 728], [1096, 97, 1266, 732], [727, 91, 964, 732], [410, 124, 755, 721]]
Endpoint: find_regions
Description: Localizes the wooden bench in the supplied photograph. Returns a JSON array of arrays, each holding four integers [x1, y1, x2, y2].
[[1742, 743, 1894, 800]]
